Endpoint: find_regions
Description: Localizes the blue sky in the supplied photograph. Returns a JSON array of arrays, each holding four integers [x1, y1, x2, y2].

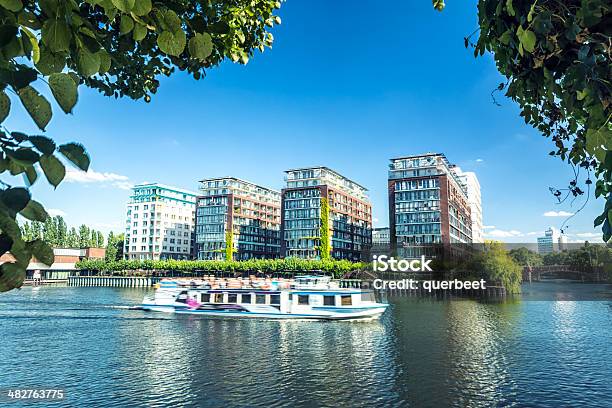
[[4, 0, 604, 243]]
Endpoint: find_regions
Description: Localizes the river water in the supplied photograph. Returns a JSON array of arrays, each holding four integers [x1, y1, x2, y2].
[[0, 283, 611, 407]]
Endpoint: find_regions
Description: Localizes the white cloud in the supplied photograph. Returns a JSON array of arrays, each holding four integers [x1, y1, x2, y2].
[[475, 158, 484, 163], [47, 208, 66, 217], [482, 225, 496, 230], [372, 217, 379, 224], [113, 181, 133, 190], [526, 231, 542, 236], [543, 210, 574, 217], [573, 232, 601, 238], [65, 168, 132, 190], [484, 229, 523, 238]]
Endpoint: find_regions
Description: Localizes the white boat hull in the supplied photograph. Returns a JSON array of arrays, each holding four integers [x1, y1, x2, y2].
[[140, 303, 388, 321]]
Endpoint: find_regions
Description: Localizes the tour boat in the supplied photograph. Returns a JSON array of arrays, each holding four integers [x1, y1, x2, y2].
[[139, 276, 388, 321]]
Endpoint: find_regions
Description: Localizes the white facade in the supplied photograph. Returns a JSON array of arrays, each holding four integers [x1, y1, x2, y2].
[[124, 183, 197, 260], [537, 227, 562, 254], [558, 234, 568, 251], [456, 168, 483, 243], [372, 227, 390, 245]]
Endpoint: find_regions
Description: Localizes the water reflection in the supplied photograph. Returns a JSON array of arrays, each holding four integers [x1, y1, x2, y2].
[[0, 285, 611, 407]]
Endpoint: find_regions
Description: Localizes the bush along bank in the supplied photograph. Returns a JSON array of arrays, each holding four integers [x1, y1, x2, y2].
[[75, 258, 368, 279]]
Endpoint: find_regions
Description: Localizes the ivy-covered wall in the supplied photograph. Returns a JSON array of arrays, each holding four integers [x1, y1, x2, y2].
[[225, 230, 234, 261], [320, 197, 331, 260]]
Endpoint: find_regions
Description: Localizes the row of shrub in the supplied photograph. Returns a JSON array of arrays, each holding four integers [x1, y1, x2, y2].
[[76, 258, 368, 278]]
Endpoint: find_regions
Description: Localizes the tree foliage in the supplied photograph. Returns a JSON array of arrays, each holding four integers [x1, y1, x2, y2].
[[469, 241, 523, 293], [0, 0, 282, 291], [20, 215, 105, 248], [508, 246, 544, 266], [436, 0, 611, 241], [76, 258, 367, 279], [105, 231, 123, 261]]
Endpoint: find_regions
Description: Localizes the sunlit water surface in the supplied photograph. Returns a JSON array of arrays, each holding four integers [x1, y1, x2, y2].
[[0, 284, 611, 407]]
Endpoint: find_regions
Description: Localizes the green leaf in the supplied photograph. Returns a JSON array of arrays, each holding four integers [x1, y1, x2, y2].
[[0, 187, 31, 212], [29, 135, 56, 155], [58, 142, 90, 171], [5, 147, 39, 166], [39, 154, 65, 188], [120, 14, 134, 35], [36, 46, 67, 76], [0, 66, 37, 89], [0, 262, 26, 292], [20, 199, 48, 222], [17, 86, 52, 131], [76, 47, 101, 77], [97, 50, 111, 74], [517, 28, 536, 53], [0, 211, 21, 240], [27, 239, 54, 265], [0, 0, 23, 12], [132, 23, 147, 41], [0, 91, 9, 123], [48, 73, 78, 114], [21, 26, 40, 63], [0, 25, 18, 47], [0, 233, 12, 255], [157, 30, 186, 57], [586, 127, 610, 162], [41, 19, 72, 52], [132, 0, 151, 16], [162, 9, 182, 33], [24, 166, 37, 185], [506, 0, 515, 16], [527, 1, 536, 21], [111, 0, 134, 13], [209, 21, 230, 34], [188, 33, 213, 60]]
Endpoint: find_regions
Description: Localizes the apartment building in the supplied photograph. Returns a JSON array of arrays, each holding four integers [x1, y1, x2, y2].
[[124, 183, 197, 260], [195, 177, 281, 260], [455, 168, 483, 243], [388, 153, 472, 259], [281, 167, 372, 261]]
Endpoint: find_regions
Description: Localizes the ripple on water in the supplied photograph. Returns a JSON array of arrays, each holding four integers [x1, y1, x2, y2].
[[0, 286, 611, 407]]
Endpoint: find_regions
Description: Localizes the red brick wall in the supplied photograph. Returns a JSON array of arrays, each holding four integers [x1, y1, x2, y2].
[[84, 247, 106, 259], [439, 174, 450, 245]]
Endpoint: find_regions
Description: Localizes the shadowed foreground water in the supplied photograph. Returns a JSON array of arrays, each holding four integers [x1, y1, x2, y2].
[[0, 284, 611, 407]]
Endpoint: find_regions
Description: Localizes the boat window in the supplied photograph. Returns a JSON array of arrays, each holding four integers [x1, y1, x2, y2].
[[288, 294, 293, 301], [214, 293, 224, 303], [201, 293, 210, 303], [341, 295, 352, 306], [228, 293, 237, 303], [176, 291, 188, 304], [256, 294, 266, 304], [270, 294, 280, 305], [323, 295, 335, 306], [298, 295, 309, 305], [241, 294, 252, 304]]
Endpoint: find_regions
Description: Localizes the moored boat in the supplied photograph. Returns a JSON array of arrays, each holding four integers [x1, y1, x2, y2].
[[140, 275, 388, 321]]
